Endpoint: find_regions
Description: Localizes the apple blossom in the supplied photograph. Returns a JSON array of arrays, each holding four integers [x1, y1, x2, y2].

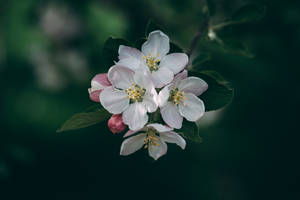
[[117, 30, 189, 88], [100, 65, 158, 130], [158, 70, 208, 129], [88, 73, 111, 102], [120, 123, 186, 160]]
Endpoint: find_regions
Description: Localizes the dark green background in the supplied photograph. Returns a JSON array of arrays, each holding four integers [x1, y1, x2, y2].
[[0, 0, 299, 199]]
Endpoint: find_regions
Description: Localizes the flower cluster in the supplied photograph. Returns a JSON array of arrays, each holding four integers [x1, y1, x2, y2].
[[89, 30, 208, 160]]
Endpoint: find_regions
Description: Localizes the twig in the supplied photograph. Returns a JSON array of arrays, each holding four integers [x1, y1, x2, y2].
[[187, 0, 210, 57]]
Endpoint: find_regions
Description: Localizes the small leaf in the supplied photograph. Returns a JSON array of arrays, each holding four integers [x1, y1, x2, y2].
[[232, 4, 266, 23], [197, 39, 254, 58], [189, 70, 234, 111], [57, 109, 111, 132], [101, 37, 132, 71], [206, 0, 216, 16], [178, 121, 202, 143], [145, 20, 164, 37], [212, 4, 265, 31]]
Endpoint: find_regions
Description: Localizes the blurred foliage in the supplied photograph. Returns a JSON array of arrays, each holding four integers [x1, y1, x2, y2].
[[0, 0, 299, 199]]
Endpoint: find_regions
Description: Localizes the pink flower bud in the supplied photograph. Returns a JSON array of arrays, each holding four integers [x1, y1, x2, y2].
[[88, 73, 111, 102], [108, 114, 126, 134]]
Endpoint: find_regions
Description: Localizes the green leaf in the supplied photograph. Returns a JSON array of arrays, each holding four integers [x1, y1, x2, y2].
[[198, 39, 254, 58], [206, 0, 216, 16], [145, 20, 164, 37], [178, 121, 202, 143], [213, 4, 265, 31], [101, 37, 132, 71], [57, 109, 111, 132], [170, 42, 184, 53], [189, 70, 234, 111], [232, 4, 266, 23], [192, 52, 212, 70]]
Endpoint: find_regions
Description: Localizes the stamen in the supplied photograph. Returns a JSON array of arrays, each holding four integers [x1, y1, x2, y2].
[[143, 52, 160, 72], [169, 88, 187, 106], [126, 83, 146, 103], [143, 128, 160, 149]]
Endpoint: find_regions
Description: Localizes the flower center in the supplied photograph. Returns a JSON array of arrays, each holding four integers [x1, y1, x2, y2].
[[169, 88, 187, 106], [126, 82, 146, 103], [143, 54, 160, 72], [144, 128, 160, 150]]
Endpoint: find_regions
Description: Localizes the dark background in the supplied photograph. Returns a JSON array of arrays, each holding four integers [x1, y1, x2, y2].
[[0, 0, 299, 199]]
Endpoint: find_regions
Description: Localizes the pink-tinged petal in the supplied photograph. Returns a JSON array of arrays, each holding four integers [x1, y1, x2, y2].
[[177, 77, 208, 96], [120, 133, 146, 156], [122, 102, 148, 131], [148, 138, 167, 160], [118, 45, 145, 71], [108, 114, 126, 134], [88, 88, 102, 102], [160, 131, 186, 149], [100, 86, 129, 114], [107, 65, 135, 90], [151, 67, 174, 88], [142, 30, 170, 59], [179, 93, 205, 121], [147, 123, 173, 132], [173, 70, 188, 85], [161, 102, 183, 129], [91, 73, 111, 91], [158, 84, 172, 107], [160, 53, 189, 74]]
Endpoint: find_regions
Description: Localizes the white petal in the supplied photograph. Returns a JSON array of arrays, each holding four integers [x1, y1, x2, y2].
[[172, 70, 188, 85], [142, 30, 170, 59], [100, 87, 129, 114], [179, 93, 205, 121], [142, 93, 158, 113], [157, 84, 172, 107], [117, 58, 145, 72], [107, 65, 135, 89], [160, 102, 183, 129], [123, 102, 148, 130], [177, 77, 208, 96], [123, 129, 143, 138], [120, 133, 146, 156], [160, 53, 189, 74], [134, 68, 155, 92], [160, 131, 186, 149], [117, 45, 145, 71], [148, 139, 168, 160], [151, 67, 174, 88], [147, 123, 173, 132]]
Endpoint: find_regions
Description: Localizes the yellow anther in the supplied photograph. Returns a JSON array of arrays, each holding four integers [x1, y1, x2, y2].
[[169, 88, 187, 106], [143, 129, 160, 149], [126, 83, 146, 102], [142, 53, 160, 72]]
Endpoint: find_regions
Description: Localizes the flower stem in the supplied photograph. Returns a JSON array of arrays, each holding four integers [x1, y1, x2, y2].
[[187, 0, 210, 57]]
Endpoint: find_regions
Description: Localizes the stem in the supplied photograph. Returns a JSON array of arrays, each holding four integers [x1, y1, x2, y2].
[[187, 0, 210, 57]]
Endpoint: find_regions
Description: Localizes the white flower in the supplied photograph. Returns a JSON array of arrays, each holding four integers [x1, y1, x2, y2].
[[117, 30, 189, 88], [120, 123, 186, 160], [158, 70, 208, 129], [100, 65, 158, 130]]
